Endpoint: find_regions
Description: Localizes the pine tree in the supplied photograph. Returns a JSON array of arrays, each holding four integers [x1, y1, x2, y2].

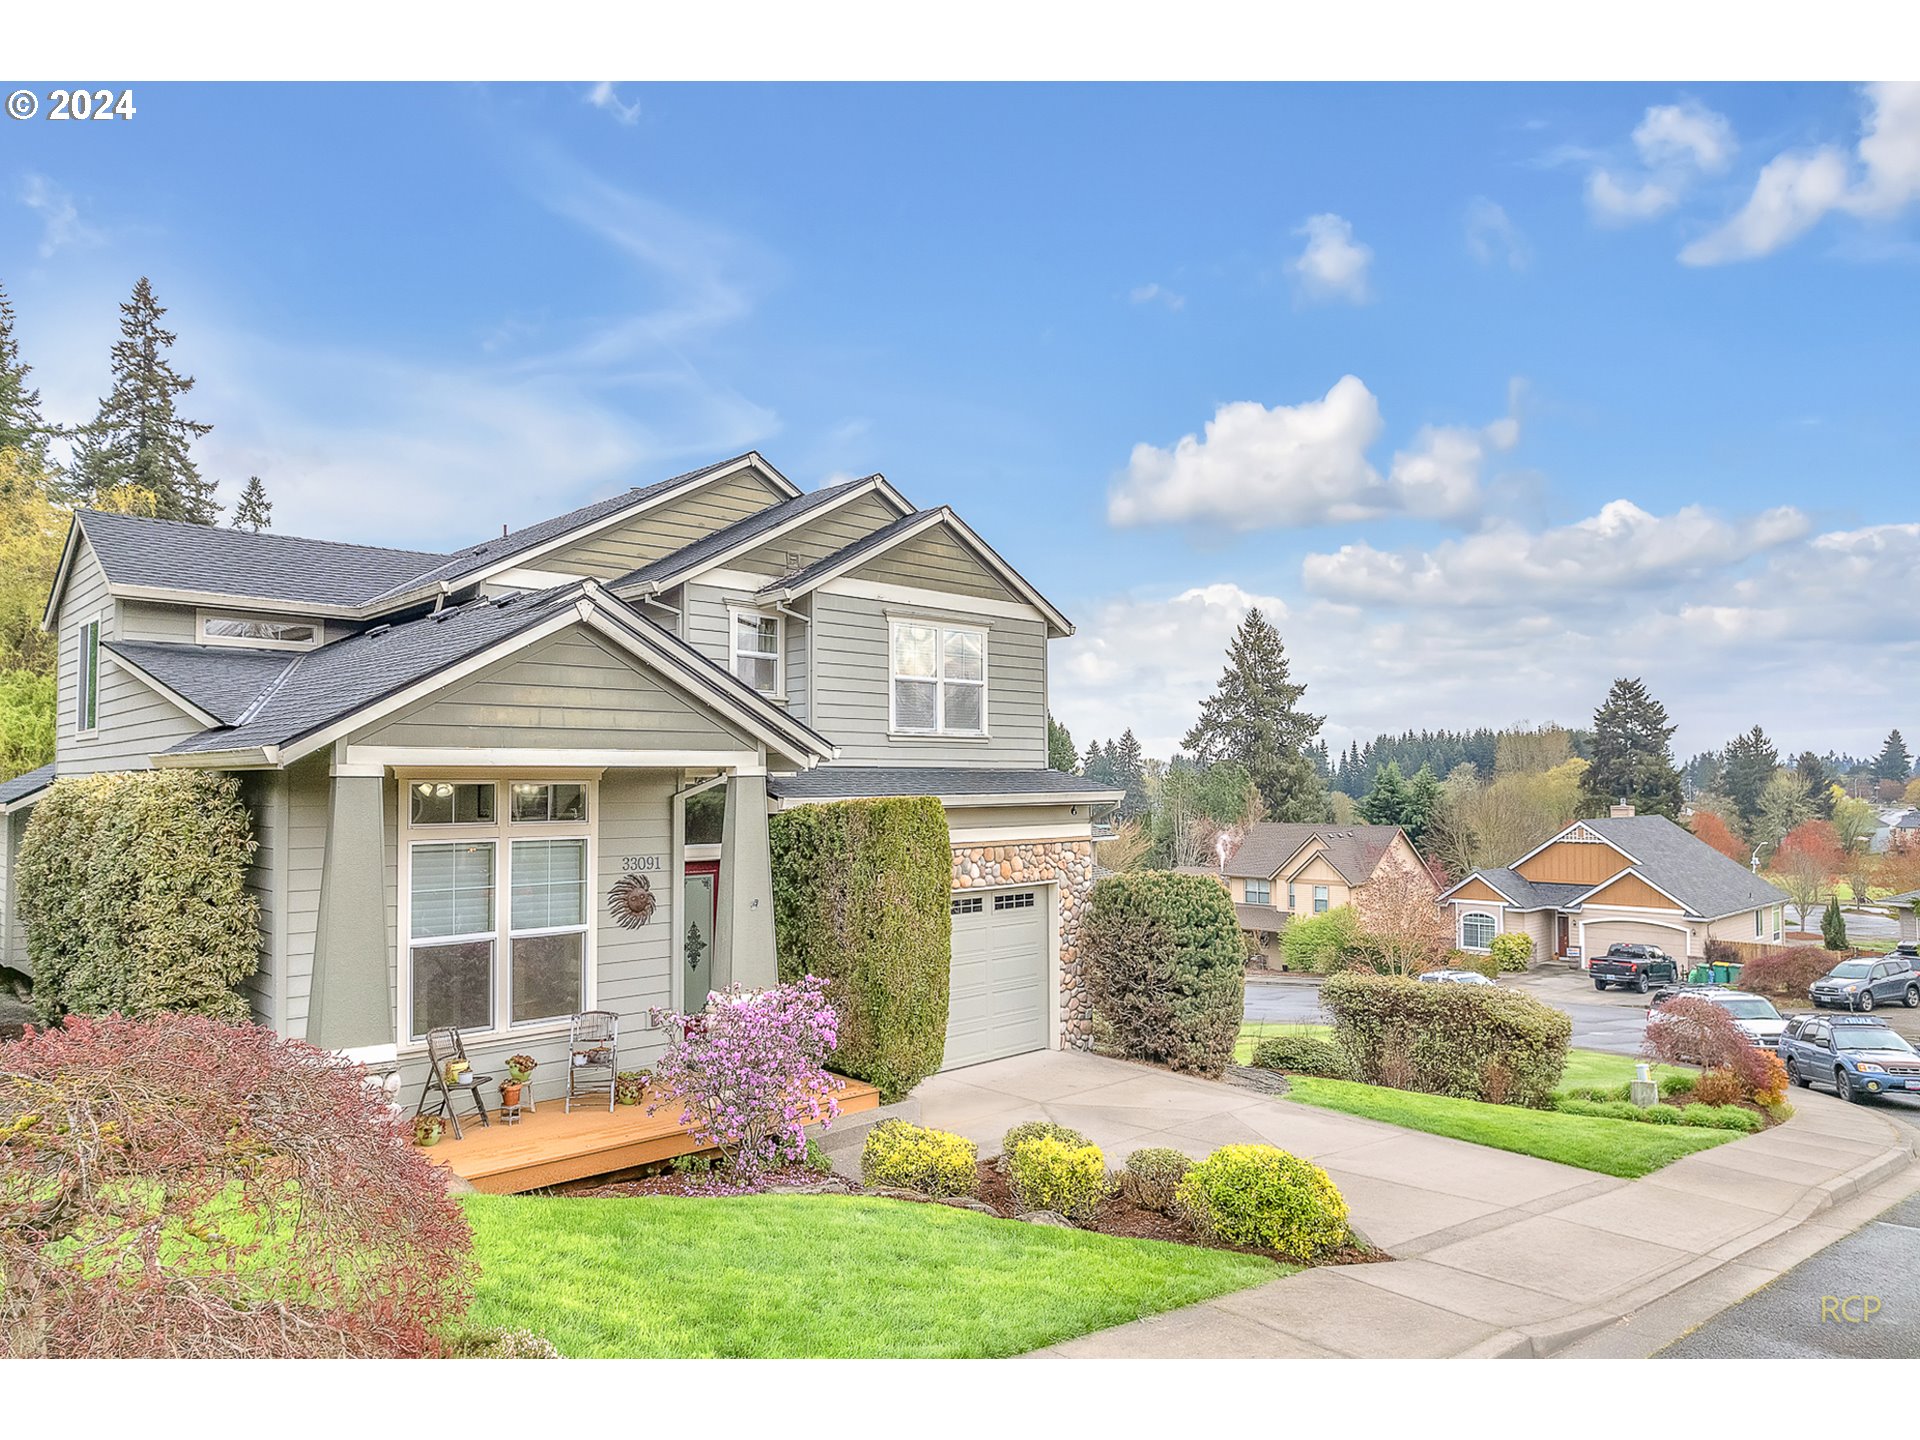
[[230, 475, 271, 532], [1110, 728, 1149, 821], [1083, 740, 1115, 787], [1582, 677, 1684, 819], [1874, 729, 1913, 783], [70, 277, 220, 523], [1821, 895, 1848, 952], [1359, 762, 1411, 827], [1182, 609, 1328, 822], [1722, 726, 1780, 838], [1404, 764, 1442, 848], [1795, 751, 1836, 819], [0, 283, 52, 465]]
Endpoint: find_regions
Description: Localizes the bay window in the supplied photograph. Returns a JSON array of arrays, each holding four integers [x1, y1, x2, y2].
[[404, 779, 592, 1042], [890, 619, 986, 735]]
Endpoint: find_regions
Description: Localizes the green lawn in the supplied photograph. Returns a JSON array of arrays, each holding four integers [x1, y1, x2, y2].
[[1234, 1020, 1333, 1063], [1283, 1077, 1735, 1178], [1553, 1049, 1691, 1094], [463, 1192, 1283, 1357]]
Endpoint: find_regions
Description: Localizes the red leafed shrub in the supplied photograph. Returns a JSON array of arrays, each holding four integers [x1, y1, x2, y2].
[[1737, 947, 1833, 999], [1644, 997, 1784, 1104], [0, 1012, 473, 1358], [1691, 1069, 1745, 1107]]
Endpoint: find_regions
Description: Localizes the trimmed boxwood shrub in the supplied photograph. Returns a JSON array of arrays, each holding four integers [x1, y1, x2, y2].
[[1322, 970, 1571, 1107], [1488, 931, 1534, 973], [1119, 1147, 1192, 1212], [1172, 1144, 1352, 1260], [770, 796, 951, 1102], [1081, 870, 1243, 1077], [17, 771, 260, 1023], [859, 1120, 980, 1196], [996, 1120, 1091, 1172], [1249, 1033, 1354, 1079], [1006, 1135, 1111, 1222]]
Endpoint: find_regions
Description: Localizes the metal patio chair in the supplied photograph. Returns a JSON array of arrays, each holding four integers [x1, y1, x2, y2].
[[567, 1010, 620, 1112], [415, 1027, 493, 1140]]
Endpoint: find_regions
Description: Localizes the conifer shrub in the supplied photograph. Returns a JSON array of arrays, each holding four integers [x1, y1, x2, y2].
[[1119, 1148, 1193, 1212], [1081, 870, 1244, 1077], [859, 1120, 980, 1197], [1006, 1136, 1111, 1223], [1173, 1144, 1352, 1259]]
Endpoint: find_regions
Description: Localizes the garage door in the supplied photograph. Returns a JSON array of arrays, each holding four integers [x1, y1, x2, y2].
[[1583, 921, 1692, 963], [942, 888, 1049, 1070]]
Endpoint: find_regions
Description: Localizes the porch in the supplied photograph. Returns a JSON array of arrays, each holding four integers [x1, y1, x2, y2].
[[421, 1074, 881, 1194]]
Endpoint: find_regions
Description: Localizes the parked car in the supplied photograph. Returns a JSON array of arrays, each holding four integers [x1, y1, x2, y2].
[[1777, 1013, 1920, 1103], [1807, 954, 1920, 1011], [1418, 968, 1495, 986], [1590, 943, 1681, 994], [1649, 986, 1788, 1048]]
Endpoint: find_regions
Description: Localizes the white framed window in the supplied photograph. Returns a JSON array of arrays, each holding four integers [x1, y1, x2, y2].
[[75, 617, 100, 734], [196, 609, 323, 650], [1461, 911, 1497, 951], [729, 607, 783, 697], [1245, 879, 1272, 906], [951, 895, 983, 915], [402, 778, 594, 1044], [993, 891, 1036, 911], [889, 619, 986, 736], [1288, 883, 1297, 910], [1313, 885, 1330, 914]]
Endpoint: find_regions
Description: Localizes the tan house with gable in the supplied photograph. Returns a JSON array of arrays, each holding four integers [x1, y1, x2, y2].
[[1438, 808, 1788, 968], [1218, 822, 1429, 965]]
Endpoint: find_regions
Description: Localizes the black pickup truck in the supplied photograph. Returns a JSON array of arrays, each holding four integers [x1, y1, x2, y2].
[[1589, 943, 1681, 994]]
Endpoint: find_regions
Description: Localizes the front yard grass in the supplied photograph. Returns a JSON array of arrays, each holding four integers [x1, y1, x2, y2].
[[463, 1192, 1283, 1357], [1553, 1049, 1691, 1094], [1283, 1077, 1736, 1179]]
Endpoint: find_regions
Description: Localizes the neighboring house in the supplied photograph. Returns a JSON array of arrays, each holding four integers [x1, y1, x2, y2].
[[1436, 806, 1789, 967], [1217, 823, 1427, 966], [2, 452, 1119, 1088], [1887, 810, 1920, 854], [1882, 889, 1920, 946]]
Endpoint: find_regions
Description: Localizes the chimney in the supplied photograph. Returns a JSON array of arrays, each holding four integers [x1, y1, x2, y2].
[[1610, 803, 1636, 818]]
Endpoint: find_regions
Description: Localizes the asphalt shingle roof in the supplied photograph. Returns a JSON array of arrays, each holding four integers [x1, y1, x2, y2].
[[1461, 868, 1589, 911], [1223, 823, 1405, 885], [104, 641, 299, 726], [0, 763, 55, 808], [611, 477, 884, 592], [78, 509, 449, 609], [758, 508, 937, 595], [1581, 814, 1789, 917], [766, 766, 1121, 802]]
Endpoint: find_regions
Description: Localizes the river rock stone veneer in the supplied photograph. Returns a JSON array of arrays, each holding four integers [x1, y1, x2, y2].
[[950, 838, 1096, 1050]]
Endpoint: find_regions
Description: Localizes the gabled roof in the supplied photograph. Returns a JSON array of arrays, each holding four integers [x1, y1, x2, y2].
[[751, 507, 1076, 638], [1570, 866, 1695, 914], [609, 473, 912, 595], [1436, 867, 1596, 911], [765, 766, 1121, 807], [0, 763, 55, 811], [103, 641, 300, 727], [155, 580, 834, 771], [1224, 823, 1406, 886]]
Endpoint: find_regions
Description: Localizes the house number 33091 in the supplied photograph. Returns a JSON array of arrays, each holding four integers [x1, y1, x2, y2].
[[620, 855, 662, 873]]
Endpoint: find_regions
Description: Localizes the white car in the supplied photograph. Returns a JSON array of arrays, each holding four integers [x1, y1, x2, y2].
[[1418, 969, 1495, 986]]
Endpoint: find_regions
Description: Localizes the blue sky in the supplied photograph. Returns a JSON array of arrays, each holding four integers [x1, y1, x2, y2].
[[6, 82, 1918, 759]]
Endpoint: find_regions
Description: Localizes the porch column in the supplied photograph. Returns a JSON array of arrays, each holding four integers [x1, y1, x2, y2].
[[307, 772, 394, 1048], [713, 773, 778, 993]]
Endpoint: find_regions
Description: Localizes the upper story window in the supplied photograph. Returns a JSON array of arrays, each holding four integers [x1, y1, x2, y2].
[[730, 608, 783, 697], [409, 781, 496, 826], [1313, 886, 1330, 914], [1245, 879, 1272, 906], [196, 609, 322, 651], [76, 618, 100, 734], [510, 781, 587, 823], [890, 620, 986, 736]]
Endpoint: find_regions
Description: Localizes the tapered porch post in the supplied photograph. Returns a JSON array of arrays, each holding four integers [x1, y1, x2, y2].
[[307, 764, 394, 1048], [713, 771, 778, 993]]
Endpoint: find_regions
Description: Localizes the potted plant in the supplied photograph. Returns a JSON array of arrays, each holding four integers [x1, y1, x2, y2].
[[615, 1070, 648, 1106], [443, 1057, 471, 1087], [505, 1054, 538, 1084], [499, 1077, 524, 1108], [413, 1114, 447, 1147]]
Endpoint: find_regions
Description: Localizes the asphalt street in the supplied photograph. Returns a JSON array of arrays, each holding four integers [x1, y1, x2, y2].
[[1658, 1194, 1920, 1358]]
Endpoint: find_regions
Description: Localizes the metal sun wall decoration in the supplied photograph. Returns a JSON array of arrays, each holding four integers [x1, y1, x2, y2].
[[607, 873, 656, 929]]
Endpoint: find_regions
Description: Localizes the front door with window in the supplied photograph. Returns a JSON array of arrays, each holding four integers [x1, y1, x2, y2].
[[1557, 915, 1571, 956], [683, 860, 719, 1009]]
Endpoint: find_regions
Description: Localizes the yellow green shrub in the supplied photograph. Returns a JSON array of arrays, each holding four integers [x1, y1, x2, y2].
[[859, 1120, 979, 1197], [1173, 1144, 1352, 1259], [1006, 1135, 1111, 1223], [995, 1120, 1090, 1172]]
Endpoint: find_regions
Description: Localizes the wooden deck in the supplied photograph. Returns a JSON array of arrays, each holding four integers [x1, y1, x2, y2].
[[422, 1076, 880, 1194]]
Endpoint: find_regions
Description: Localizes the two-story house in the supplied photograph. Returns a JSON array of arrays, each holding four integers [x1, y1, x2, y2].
[[1213, 822, 1428, 965], [3, 453, 1118, 1086]]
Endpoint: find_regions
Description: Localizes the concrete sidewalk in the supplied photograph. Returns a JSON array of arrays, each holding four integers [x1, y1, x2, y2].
[[914, 1051, 1915, 1358]]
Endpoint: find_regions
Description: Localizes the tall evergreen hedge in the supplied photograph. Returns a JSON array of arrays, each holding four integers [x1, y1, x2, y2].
[[17, 770, 260, 1023], [1081, 870, 1244, 1077], [768, 796, 951, 1102]]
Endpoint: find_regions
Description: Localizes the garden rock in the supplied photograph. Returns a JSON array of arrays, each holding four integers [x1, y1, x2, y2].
[[1018, 1210, 1074, 1227], [936, 1196, 1001, 1215]]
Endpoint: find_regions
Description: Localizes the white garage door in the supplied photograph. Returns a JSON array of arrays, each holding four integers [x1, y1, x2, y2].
[[942, 887, 1049, 1071], [1583, 921, 1692, 962]]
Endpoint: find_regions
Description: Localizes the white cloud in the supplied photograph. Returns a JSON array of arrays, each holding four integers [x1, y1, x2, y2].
[[1585, 98, 1735, 226], [1287, 213, 1372, 304], [1128, 281, 1185, 311], [1108, 377, 1518, 530], [585, 82, 642, 126], [1586, 170, 1678, 224], [19, 173, 101, 257], [1464, 198, 1530, 269], [1683, 82, 1920, 264]]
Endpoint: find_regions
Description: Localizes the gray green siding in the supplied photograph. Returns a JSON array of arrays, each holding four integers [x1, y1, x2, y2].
[[809, 590, 1046, 767], [541, 470, 788, 579], [733, 490, 903, 578], [1, 806, 26, 976], [349, 626, 756, 754], [847, 524, 1021, 603], [238, 770, 285, 1028], [682, 583, 810, 727]]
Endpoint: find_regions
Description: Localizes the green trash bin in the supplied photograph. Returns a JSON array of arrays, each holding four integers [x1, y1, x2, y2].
[[1714, 962, 1743, 985], [1688, 964, 1713, 984]]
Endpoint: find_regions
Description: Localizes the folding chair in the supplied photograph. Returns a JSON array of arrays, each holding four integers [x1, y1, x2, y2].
[[567, 1010, 619, 1112], [415, 1027, 493, 1139]]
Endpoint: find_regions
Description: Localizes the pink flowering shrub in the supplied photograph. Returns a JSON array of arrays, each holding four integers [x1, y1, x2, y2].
[[648, 976, 844, 1184]]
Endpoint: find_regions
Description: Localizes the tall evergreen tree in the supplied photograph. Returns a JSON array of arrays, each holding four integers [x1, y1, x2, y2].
[[1110, 728, 1149, 821], [1083, 740, 1114, 787], [231, 475, 271, 532], [1581, 677, 1683, 818], [1182, 609, 1328, 822], [1722, 725, 1780, 838], [1404, 764, 1443, 848], [1795, 751, 1836, 819], [1874, 729, 1913, 783], [1358, 761, 1411, 827], [70, 277, 220, 523], [0, 283, 52, 465]]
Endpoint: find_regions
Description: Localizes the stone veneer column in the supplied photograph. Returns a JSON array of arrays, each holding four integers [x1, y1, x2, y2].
[[950, 839, 1097, 1050]]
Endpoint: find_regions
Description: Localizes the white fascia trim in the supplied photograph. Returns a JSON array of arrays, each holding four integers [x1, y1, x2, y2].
[[633, 476, 913, 594], [109, 584, 371, 620], [946, 820, 1099, 843], [38, 518, 84, 631], [150, 746, 281, 769], [831, 577, 1041, 624], [771, 787, 1122, 812], [1435, 871, 1527, 906], [0, 785, 51, 816], [756, 507, 1073, 635], [351, 746, 759, 772], [99, 648, 223, 728], [1505, 822, 1639, 875]]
